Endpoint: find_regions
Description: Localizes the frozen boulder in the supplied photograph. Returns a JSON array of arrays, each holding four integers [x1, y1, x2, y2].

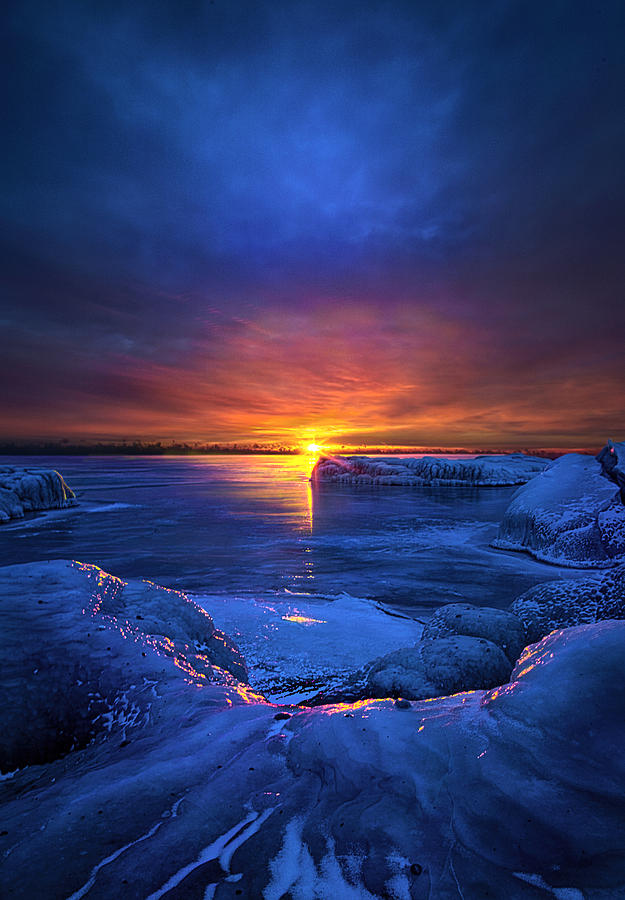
[[510, 563, 625, 643], [366, 635, 512, 699], [312, 453, 549, 486], [421, 601, 526, 664], [493, 451, 625, 566], [0, 560, 249, 771], [597, 438, 625, 500], [0, 466, 76, 522]]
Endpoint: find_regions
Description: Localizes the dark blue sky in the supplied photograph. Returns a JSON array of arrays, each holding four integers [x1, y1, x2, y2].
[[2, 0, 624, 447]]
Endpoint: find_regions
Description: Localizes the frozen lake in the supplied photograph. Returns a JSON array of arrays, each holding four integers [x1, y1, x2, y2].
[[0, 454, 580, 615]]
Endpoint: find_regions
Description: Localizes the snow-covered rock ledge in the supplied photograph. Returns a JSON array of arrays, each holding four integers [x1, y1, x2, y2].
[[0, 466, 76, 522], [312, 453, 549, 486], [493, 442, 625, 567], [3, 561, 625, 897]]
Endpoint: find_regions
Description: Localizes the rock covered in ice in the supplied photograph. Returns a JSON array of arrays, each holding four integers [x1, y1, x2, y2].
[[597, 438, 625, 499], [0, 466, 76, 522], [312, 452, 549, 486], [309, 631, 514, 705], [421, 601, 526, 663], [510, 563, 625, 643], [0, 560, 249, 771], [493, 451, 625, 566], [365, 635, 512, 699], [2, 563, 625, 898]]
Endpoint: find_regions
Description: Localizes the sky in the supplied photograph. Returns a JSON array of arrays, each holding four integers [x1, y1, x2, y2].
[[2, 0, 624, 449]]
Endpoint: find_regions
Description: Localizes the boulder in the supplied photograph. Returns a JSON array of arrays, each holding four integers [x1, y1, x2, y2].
[[0, 466, 76, 522], [509, 564, 625, 643], [366, 635, 512, 700], [421, 602, 526, 664]]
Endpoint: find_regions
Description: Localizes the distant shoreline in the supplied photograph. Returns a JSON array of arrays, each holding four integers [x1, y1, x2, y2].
[[0, 444, 594, 459]]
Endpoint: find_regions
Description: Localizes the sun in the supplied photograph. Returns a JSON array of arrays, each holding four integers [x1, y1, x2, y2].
[[306, 442, 322, 453]]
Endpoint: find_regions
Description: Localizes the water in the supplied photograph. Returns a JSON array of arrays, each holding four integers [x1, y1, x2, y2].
[[0, 454, 576, 614]]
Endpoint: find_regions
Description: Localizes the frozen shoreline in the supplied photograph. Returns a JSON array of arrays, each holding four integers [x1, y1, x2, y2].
[[2, 446, 625, 896], [312, 452, 550, 486], [2, 558, 625, 897]]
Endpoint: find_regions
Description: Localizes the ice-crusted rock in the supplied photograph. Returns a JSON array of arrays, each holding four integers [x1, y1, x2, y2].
[[312, 452, 549, 486], [0, 466, 76, 522], [365, 635, 512, 699], [421, 601, 526, 664], [0, 560, 249, 771], [493, 451, 625, 566], [510, 563, 625, 643], [597, 438, 625, 500], [2, 563, 625, 898]]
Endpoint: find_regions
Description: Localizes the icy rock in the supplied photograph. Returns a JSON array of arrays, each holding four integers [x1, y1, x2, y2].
[[510, 564, 625, 643], [0, 466, 76, 522], [421, 601, 526, 664], [0, 560, 249, 771], [365, 635, 512, 699], [493, 451, 624, 566], [312, 453, 549, 486], [597, 438, 625, 499]]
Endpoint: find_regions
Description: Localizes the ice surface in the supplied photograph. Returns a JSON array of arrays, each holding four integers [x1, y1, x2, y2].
[[0, 466, 76, 522], [312, 453, 549, 486], [196, 590, 422, 703], [493, 452, 625, 566], [2, 561, 625, 898]]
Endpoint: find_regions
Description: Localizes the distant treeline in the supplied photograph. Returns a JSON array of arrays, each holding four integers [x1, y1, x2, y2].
[[0, 442, 298, 456], [0, 441, 577, 458]]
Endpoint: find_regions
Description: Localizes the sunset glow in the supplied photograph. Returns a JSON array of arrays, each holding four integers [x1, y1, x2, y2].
[[2, 2, 623, 451]]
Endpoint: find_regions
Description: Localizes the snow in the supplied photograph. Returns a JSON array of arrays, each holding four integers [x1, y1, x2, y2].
[[0, 466, 76, 522], [493, 451, 625, 566], [312, 453, 549, 486], [2, 561, 625, 897]]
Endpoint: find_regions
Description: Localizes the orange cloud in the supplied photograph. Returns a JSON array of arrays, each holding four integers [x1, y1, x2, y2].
[[3, 299, 621, 450]]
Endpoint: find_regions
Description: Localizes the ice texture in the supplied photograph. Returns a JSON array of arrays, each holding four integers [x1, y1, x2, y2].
[[0, 466, 76, 522], [312, 452, 549, 486], [2, 560, 625, 899], [493, 451, 625, 567]]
